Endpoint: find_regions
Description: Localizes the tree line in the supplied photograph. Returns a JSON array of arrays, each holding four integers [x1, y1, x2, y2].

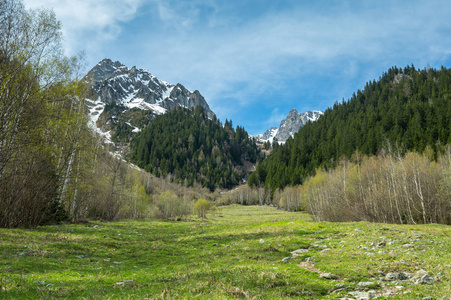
[[301, 147, 451, 224], [130, 106, 259, 191], [250, 65, 451, 195]]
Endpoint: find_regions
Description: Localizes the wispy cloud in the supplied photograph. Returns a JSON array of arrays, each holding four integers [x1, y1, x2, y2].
[[138, 0, 451, 112], [150, 0, 220, 30], [23, 0, 451, 134], [23, 0, 144, 55], [267, 108, 287, 127]]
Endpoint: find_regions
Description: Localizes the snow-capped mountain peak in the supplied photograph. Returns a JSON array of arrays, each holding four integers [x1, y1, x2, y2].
[[84, 59, 215, 142], [86, 59, 214, 115], [255, 127, 279, 143], [256, 109, 323, 143]]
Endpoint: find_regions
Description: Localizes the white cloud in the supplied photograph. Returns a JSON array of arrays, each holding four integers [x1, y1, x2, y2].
[[139, 0, 451, 113], [267, 108, 286, 126], [148, 0, 220, 31], [22, 0, 451, 129], [23, 0, 144, 55]]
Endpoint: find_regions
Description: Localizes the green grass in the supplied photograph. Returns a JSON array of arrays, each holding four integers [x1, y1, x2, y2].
[[0, 205, 450, 299]]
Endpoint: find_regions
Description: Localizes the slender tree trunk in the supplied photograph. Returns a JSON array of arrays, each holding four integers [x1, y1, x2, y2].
[[389, 156, 403, 224], [413, 171, 427, 223]]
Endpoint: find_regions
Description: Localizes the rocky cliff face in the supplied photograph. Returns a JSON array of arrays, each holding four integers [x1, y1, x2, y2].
[[86, 59, 214, 117], [256, 127, 279, 143], [84, 59, 215, 142], [256, 109, 323, 143]]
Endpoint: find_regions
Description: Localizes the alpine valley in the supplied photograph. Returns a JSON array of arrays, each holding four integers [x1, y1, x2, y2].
[[3, 3, 451, 299], [84, 59, 261, 191], [84, 59, 323, 147]]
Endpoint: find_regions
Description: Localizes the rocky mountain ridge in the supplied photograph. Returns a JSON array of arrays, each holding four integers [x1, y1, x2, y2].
[[84, 59, 214, 142], [256, 109, 323, 143]]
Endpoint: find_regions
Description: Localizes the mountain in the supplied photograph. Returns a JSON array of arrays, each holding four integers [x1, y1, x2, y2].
[[256, 109, 323, 143], [84, 59, 214, 142], [256, 127, 279, 143], [131, 106, 259, 191], [249, 65, 451, 193], [83, 59, 261, 190]]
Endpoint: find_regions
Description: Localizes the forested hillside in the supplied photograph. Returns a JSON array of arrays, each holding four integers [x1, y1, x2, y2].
[[250, 66, 451, 193], [131, 107, 259, 191]]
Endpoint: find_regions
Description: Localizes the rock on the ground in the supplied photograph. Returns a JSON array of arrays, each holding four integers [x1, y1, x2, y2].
[[281, 257, 292, 262], [115, 280, 134, 285], [319, 272, 337, 279], [18, 248, 31, 257], [416, 269, 429, 276], [383, 272, 409, 281], [418, 274, 435, 284], [349, 290, 376, 299], [357, 282, 379, 289], [291, 249, 309, 254]]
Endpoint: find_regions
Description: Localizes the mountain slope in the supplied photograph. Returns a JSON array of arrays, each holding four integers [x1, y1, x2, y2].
[[131, 106, 259, 191], [256, 109, 323, 143], [250, 65, 451, 193], [84, 59, 214, 142]]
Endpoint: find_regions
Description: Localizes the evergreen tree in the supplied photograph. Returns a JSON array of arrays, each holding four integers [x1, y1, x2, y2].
[[130, 107, 259, 191], [253, 66, 451, 194]]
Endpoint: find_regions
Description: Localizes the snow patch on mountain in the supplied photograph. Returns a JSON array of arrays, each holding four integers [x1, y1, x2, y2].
[[85, 98, 113, 143], [84, 59, 215, 143], [85, 59, 214, 125], [256, 109, 323, 143], [85, 59, 214, 119], [255, 127, 279, 144]]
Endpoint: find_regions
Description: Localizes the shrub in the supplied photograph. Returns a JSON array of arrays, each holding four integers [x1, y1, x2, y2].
[[156, 191, 191, 220], [194, 199, 210, 219]]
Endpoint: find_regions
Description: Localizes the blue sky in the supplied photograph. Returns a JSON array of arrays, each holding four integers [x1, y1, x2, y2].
[[24, 0, 451, 135]]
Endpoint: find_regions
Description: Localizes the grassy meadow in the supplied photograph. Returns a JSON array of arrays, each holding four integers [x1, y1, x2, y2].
[[0, 205, 450, 299]]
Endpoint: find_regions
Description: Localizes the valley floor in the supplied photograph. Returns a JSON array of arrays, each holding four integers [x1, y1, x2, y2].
[[0, 205, 450, 299]]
